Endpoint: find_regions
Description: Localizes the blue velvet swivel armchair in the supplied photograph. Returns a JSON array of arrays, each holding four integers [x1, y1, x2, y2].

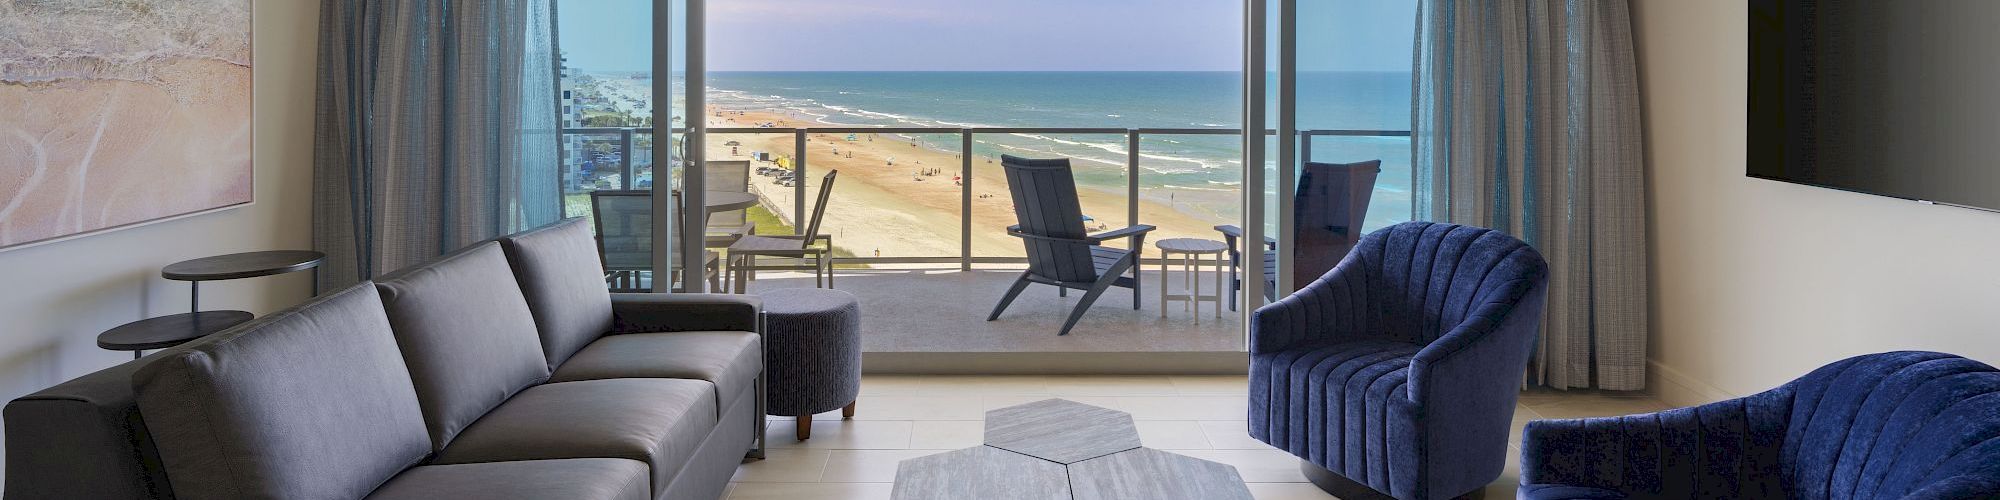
[[1520, 351, 2000, 500], [1250, 221, 1550, 500]]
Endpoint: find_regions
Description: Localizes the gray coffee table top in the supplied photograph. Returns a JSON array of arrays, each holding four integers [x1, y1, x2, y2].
[[891, 398, 1251, 500], [984, 398, 1141, 464], [890, 446, 1070, 499], [1069, 448, 1250, 500]]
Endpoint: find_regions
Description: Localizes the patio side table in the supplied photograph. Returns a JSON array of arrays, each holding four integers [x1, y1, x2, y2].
[[1155, 238, 1227, 323], [96, 311, 253, 360], [162, 250, 326, 313]]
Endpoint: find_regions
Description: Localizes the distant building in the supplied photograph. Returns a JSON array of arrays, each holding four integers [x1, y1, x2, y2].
[[559, 54, 588, 192]]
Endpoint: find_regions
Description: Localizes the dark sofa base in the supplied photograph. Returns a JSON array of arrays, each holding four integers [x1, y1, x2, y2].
[[1302, 461, 1484, 500]]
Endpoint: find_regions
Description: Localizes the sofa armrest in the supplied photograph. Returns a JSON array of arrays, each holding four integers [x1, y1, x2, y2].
[[1248, 255, 1367, 354], [610, 293, 762, 334]]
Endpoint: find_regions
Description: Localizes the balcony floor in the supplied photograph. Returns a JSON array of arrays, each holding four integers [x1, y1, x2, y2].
[[735, 267, 1246, 352]]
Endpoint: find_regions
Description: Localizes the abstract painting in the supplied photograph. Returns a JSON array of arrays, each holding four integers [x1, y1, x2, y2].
[[0, 0, 254, 250]]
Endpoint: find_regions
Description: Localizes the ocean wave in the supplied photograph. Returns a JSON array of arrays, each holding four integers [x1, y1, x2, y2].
[[1007, 134, 1233, 172], [850, 109, 909, 120], [937, 120, 1002, 129]]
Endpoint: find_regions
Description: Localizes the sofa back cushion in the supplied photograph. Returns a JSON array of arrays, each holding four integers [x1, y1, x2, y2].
[[1777, 351, 2000, 500], [376, 242, 551, 451], [1349, 221, 1546, 345], [499, 217, 614, 369], [131, 284, 431, 500]]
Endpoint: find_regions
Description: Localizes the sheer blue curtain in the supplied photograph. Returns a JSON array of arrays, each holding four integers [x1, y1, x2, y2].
[[314, 0, 562, 289], [1412, 0, 1647, 390]]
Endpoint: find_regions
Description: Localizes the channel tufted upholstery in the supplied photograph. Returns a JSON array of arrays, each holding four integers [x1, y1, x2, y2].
[[1250, 221, 1550, 500], [1520, 351, 2000, 500]]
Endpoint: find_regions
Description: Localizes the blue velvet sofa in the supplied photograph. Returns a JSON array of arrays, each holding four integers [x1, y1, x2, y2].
[[1250, 221, 1550, 500], [1520, 351, 2000, 500]]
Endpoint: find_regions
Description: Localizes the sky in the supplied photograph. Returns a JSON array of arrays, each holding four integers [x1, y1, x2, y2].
[[557, 0, 1416, 73]]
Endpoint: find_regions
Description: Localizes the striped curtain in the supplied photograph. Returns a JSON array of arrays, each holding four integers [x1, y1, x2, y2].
[[1411, 0, 1647, 390], [313, 0, 562, 290]]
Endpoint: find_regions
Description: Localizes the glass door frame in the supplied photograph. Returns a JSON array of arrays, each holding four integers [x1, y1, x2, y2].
[[654, 0, 706, 292], [1239, 0, 1302, 338]]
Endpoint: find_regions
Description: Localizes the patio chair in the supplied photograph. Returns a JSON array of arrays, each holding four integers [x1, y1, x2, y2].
[[589, 190, 719, 292], [704, 160, 758, 248], [727, 170, 837, 293], [1217, 159, 1379, 310], [987, 155, 1155, 336]]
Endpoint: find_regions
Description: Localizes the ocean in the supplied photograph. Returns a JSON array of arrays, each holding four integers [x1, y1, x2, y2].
[[690, 71, 1413, 231]]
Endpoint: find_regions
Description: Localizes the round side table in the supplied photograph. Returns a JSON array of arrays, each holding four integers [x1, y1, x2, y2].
[[162, 250, 326, 313], [97, 311, 254, 359], [1155, 238, 1228, 323]]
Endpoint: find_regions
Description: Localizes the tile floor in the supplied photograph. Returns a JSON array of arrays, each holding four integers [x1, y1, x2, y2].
[[724, 375, 1670, 500]]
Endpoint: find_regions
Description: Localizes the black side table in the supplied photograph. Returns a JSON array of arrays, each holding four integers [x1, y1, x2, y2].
[[162, 250, 326, 313], [96, 311, 254, 359]]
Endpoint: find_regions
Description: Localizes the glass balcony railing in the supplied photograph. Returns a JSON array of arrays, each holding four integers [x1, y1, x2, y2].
[[559, 126, 1410, 266]]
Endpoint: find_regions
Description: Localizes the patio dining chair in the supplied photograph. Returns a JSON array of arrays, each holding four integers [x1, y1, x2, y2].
[[589, 190, 720, 292], [987, 155, 1155, 336], [704, 160, 758, 248], [726, 170, 837, 293]]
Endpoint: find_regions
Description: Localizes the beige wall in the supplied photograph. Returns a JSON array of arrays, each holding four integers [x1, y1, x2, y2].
[[0, 0, 319, 459], [1634, 0, 2000, 407]]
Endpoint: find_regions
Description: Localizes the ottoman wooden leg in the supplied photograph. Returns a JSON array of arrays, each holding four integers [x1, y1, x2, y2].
[[797, 414, 812, 441], [843, 401, 857, 419]]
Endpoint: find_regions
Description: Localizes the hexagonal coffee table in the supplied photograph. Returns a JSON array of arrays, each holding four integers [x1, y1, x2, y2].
[[891, 399, 1252, 500]]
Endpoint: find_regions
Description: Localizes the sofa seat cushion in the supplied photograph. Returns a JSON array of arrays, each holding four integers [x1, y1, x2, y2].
[[1518, 484, 1628, 500], [432, 378, 717, 497], [366, 458, 649, 500], [550, 331, 759, 419]]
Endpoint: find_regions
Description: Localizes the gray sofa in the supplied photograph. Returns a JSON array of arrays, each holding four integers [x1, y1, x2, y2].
[[4, 218, 765, 500]]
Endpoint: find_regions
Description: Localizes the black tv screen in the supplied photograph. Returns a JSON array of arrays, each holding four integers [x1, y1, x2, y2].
[[1748, 0, 2000, 211]]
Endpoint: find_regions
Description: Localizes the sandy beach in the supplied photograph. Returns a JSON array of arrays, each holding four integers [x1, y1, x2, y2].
[[703, 110, 1239, 260]]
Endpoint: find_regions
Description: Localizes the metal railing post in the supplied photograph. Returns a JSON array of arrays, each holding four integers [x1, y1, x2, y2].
[[961, 130, 974, 271], [619, 128, 635, 189], [1127, 130, 1141, 229], [794, 130, 807, 234]]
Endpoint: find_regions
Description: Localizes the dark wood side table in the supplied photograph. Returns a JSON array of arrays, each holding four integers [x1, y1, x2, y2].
[[162, 250, 326, 313], [96, 311, 254, 359]]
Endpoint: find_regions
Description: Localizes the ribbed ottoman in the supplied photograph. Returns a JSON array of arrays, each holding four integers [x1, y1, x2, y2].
[[759, 288, 862, 440]]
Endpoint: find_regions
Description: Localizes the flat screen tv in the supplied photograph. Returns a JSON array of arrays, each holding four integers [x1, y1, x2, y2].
[[1748, 0, 2000, 212]]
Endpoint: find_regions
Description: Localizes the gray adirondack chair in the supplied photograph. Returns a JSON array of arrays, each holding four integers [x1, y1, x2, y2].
[[988, 155, 1155, 336], [1216, 159, 1379, 310]]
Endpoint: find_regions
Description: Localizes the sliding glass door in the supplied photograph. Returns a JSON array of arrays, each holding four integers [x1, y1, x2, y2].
[[553, 0, 706, 292], [1244, 0, 1418, 331]]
